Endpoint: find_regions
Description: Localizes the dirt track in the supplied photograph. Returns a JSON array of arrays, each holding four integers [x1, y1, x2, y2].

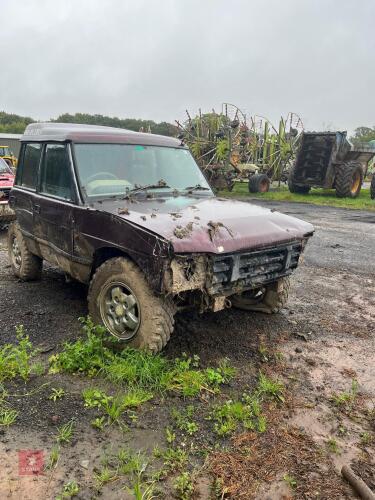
[[0, 200, 374, 499]]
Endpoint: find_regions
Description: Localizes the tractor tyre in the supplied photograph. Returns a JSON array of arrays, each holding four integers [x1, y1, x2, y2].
[[231, 277, 290, 314], [370, 175, 375, 200], [335, 161, 363, 198], [248, 174, 270, 193], [288, 166, 310, 194], [88, 257, 176, 353]]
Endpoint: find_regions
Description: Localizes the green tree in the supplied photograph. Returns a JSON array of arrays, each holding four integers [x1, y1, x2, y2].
[[350, 126, 375, 145], [0, 111, 177, 137], [53, 113, 177, 136], [0, 111, 33, 134]]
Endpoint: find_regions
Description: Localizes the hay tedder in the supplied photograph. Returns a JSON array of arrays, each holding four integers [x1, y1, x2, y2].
[[288, 132, 375, 198], [176, 104, 303, 192]]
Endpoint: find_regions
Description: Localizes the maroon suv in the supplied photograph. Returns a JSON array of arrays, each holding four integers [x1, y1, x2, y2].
[[8, 123, 313, 352]]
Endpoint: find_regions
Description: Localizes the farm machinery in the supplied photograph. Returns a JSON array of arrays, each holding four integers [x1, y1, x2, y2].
[[0, 145, 17, 168], [176, 104, 303, 192], [288, 132, 375, 198]]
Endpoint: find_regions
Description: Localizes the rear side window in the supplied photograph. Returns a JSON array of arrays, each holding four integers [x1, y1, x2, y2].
[[20, 143, 42, 189], [40, 144, 74, 200]]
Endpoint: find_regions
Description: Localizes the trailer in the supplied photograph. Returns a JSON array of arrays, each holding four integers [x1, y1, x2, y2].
[[288, 131, 375, 198]]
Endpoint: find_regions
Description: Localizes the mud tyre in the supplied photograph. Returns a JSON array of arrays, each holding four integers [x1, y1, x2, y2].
[[248, 174, 270, 193], [335, 161, 363, 198], [88, 257, 176, 353], [231, 277, 290, 314], [7, 222, 42, 280], [370, 175, 375, 200]]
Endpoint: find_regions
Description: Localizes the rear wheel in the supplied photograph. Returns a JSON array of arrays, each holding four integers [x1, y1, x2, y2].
[[335, 161, 363, 198], [7, 222, 43, 280], [231, 277, 290, 314], [288, 166, 310, 194], [370, 175, 375, 200], [88, 257, 176, 353], [248, 174, 270, 193]]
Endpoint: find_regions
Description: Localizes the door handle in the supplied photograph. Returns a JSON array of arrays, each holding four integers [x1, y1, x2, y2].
[[33, 204, 41, 214]]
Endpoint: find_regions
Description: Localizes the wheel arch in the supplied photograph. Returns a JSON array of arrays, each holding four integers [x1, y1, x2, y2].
[[90, 246, 136, 278]]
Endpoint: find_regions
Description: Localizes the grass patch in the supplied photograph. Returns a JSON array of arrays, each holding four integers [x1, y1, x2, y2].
[[50, 318, 235, 399], [171, 405, 199, 435], [283, 473, 297, 489], [220, 183, 375, 211], [56, 480, 79, 499], [209, 372, 284, 436], [155, 446, 188, 472], [83, 387, 153, 426], [330, 379, 358, 410], [174, 471, 194, 500], [0, 407, 18, 426], [48, 388, 65, 402], [0, 325, 36, 382], [56, 420, 74, 445], [326, 437, 339, 454], [93, 447, 155, 497]]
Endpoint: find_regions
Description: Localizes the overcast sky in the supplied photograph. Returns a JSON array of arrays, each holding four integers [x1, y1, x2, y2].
[[1, 0, 374, 132]]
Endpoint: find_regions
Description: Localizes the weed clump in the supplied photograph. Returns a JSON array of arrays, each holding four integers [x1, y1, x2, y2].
[[49, 318, 114, 376], [0, 325, 36, 382], [209, 372, 284, 436], [83, 387, 153, 427], [50, 317, 235, 398]]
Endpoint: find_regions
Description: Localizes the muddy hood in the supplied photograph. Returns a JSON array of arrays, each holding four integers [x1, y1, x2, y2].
[[100, 196, 314, 254]]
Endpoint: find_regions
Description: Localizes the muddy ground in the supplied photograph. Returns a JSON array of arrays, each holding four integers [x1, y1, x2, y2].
[[0, 200, 374, 499]]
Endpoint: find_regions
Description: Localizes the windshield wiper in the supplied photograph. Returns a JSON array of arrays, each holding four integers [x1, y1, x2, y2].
[[125, 179, 171, 195], [184, 184, 210, 192]]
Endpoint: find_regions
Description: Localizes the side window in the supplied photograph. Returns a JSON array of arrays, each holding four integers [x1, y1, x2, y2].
[[20, 143, 42, 189], [40, 144, 74, 201]]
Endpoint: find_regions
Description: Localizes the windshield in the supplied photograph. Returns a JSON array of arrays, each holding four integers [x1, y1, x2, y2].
[[73, 144, 212, 198], [0, 147, 10, 156]]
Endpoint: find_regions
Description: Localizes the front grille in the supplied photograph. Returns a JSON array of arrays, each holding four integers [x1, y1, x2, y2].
[[210, 241, 302, 294], [0, 187, 10, 201]]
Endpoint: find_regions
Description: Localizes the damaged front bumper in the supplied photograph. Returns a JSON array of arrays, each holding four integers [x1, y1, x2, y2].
[[165, 239, 307, 310]]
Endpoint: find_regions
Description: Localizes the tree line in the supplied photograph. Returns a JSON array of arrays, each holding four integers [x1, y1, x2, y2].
[[0, 111, 374, 144], [0, 111, 178, 136]]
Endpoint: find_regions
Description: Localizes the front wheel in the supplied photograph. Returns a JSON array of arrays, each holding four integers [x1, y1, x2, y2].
[[231, 277, 290, 314], [7, 222, 43, 280], [88, 257, 176, 353]]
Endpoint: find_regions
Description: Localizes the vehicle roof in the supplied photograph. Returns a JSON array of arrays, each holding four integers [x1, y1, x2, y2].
[[21, 123, 183, 148]]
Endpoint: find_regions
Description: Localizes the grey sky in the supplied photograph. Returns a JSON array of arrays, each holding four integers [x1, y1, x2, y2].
[[1, 0, 374, 132]]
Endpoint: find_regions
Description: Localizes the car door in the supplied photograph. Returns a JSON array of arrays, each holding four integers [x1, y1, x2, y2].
[[11, 142, 43, 236], [33, 143, 77, 264]]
